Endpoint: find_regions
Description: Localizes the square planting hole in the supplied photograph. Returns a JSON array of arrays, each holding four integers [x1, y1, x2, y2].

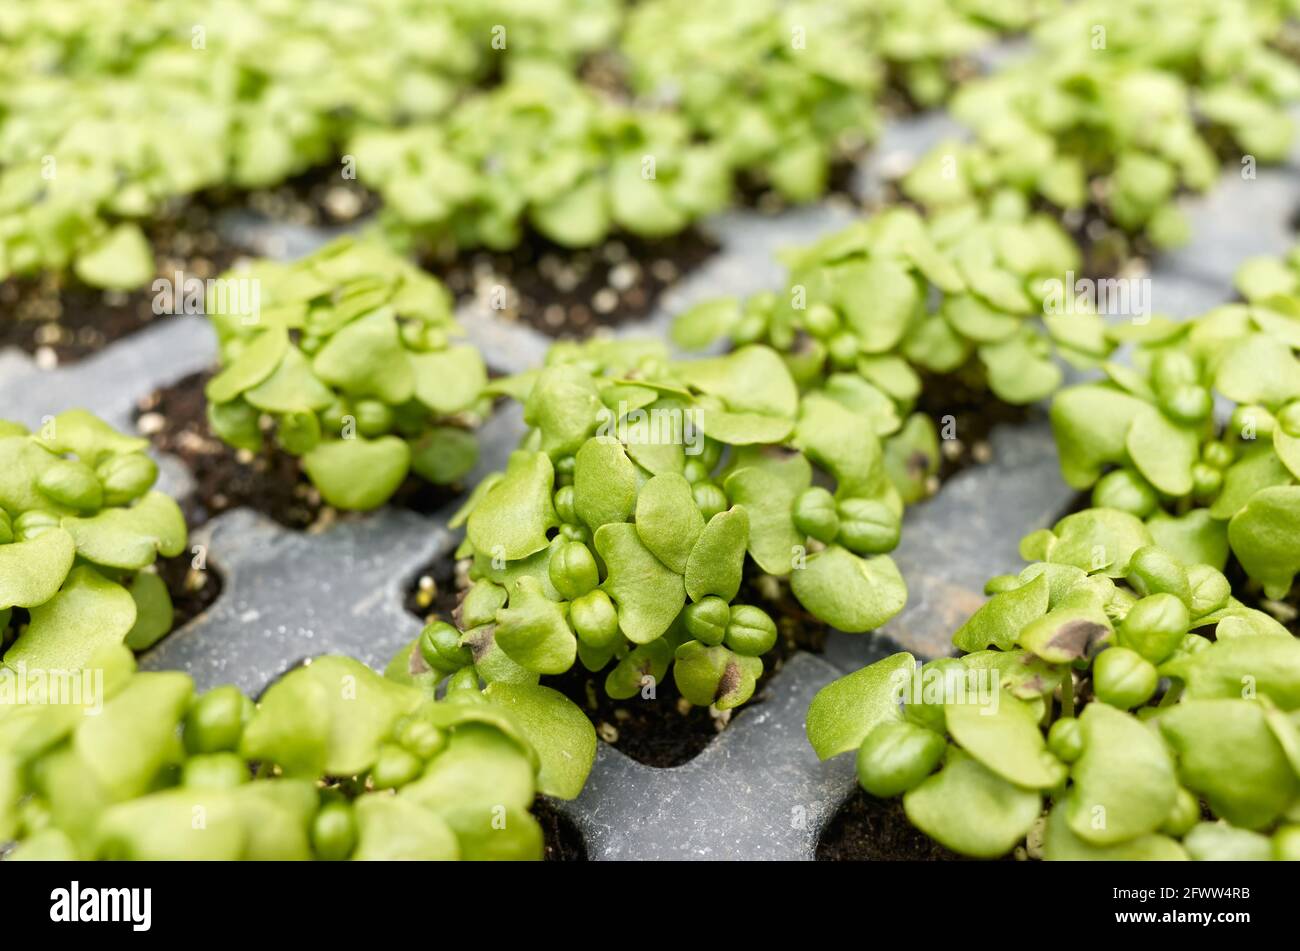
[[404, 554, 832, 768], [135, 370, 478, 531], [431, 228, 719, 339]]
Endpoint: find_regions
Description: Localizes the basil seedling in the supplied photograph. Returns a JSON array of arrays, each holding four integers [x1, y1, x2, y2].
[[0, 411, 187, 666], [0, 650, 595, 860], [808, 528, 1300, 861], [437, 337, 909, 711], [203, 237, 488, 511]]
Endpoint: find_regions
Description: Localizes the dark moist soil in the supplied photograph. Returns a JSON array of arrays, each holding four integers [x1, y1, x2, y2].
[[816, 789, 980, 861], [428, 228, 719, 340], [0, 166, 376, 367], [534, 797, 588, 861], [155, 551, 222, 630], [137, 370, 462, 532], [234, 165, 380, 232], [0, 206, 248, 366], [915, 367, 1037, 484], [404, 554, 464, 628]]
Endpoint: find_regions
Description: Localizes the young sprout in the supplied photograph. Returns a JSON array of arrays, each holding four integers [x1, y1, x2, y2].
[[808, 527, 1300, 861], [0, 410, 187, 666], [203, 237, 488, 511], [1, 650, 595, 860]]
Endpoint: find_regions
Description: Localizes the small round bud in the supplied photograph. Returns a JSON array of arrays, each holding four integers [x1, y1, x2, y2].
[[725, 604, 778, 656], [837, 497, 900, 555], [418, 621, 472, 674], [312, 802, 357, 861], [1093, 646, 1158, 709], [181, 752, 250, 789], [792, 486, 839, 543], [1047, 717, 1083, 763], [1091, 469, 1158, 518], [684, 596, 730, 646], [370, 743, 423, 790], [549, 539, 599, 599], [569, 590, 620, 649], [855, 720, 946, 797], [1119, 593, 1189, 664], [185, 685, 248, 755]]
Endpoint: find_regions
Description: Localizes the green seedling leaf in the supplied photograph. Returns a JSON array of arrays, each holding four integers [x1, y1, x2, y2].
[[0, 528, 76, 610], [353, 793, 460, 860], [1211, 445, 1292, 519], [76, 671, 193, 801], [635, 472, 704, 574], [945, 689, 1065, 789], [790, 545, 906, 633], [206, 329, 289, 405], [1065, 702, 1177, 845], [1043, 803, 1187, 861], [411, 346, 488, 416], [61, 490, 186, 570], [595, 522, 685, 644], [73, 224, 154, 290], [676, 345, 798, 420], [806, 651, 914, 759], [409, 426, 478, 485], [482, 683, 595, 800], [302, 436, 411, 512], [573, 437, 638, 532], [724, 453, 811, 575], [312, 309, 415, 404], [1126, 405, 1197, 497], [494, 576, 577, 675], [1046, 508, 1152, 577], [684, 506, 749, 602], [794, 393, 882, 495], [1160, 699, 1298, 829], [1228, 485, 1300, 599], [243, 656, 423, 779], [671, 298, 741, 351], [524, 364, 604, 458], [1146, 510, 1228, 571], [243, 345, 334, 414], [978, 334, 1062, 404], [835, 259, 919, 353], [903, 751, 1041, 859], [124, 570, 174, 651], [4, 566, 136, 672], [1050, 384, 1147, 488], [466, 450, 558, 560], [1175, 636, 1300, 709], [953, 572, 1049, 652], [673, 642, 762, 711], [1183, 822, 1274, 861], [401, 724, 538, 859], [1215, 334, 1300, 406]]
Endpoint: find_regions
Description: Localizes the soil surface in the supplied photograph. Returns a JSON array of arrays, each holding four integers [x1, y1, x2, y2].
[[542, 663, 724, 769], [430, 228, 719, 339], [915, 368, 1036, 484], [535, 796, 588, 861], [816, 789, 977, 861], [138, 370, 461, 532], [0, 165, 375, 367], [0, 205, 248, 366], [155, 551, 223, 631], [404, 554, 465, 628]]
